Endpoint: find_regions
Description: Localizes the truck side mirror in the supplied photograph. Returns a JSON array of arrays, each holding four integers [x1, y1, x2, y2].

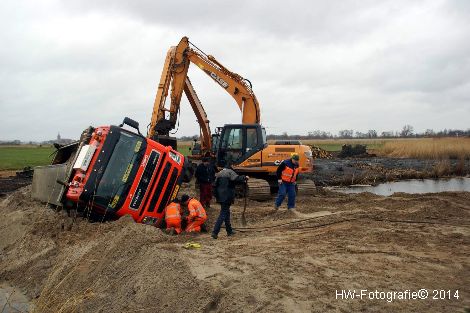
[[119, 117, 142, 135]]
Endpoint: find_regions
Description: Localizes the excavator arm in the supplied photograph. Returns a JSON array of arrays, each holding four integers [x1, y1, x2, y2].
[[148, 37, 261, 144], [183, 77, 211, 152]]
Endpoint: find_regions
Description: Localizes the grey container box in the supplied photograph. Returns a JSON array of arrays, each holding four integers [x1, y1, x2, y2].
[[32, 164, 67, 206]]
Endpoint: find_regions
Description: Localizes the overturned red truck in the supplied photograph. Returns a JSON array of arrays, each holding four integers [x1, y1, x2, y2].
[[32, 117, 185, 225]]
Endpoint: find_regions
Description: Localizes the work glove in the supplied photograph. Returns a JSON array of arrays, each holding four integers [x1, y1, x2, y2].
[[278, 179, 282, 185]]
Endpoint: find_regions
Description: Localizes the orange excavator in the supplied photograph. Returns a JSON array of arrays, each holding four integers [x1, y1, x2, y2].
[[147, 37, 315, 199]]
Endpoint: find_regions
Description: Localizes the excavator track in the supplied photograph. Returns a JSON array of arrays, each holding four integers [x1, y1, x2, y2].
[[246, 178, 272, 201], [296, 179, 316, 196]]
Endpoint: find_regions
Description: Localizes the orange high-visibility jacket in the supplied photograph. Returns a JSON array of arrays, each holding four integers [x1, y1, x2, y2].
[[281, 166, 299, 183], [165, 202, 182, 222], [187, 198, 207, 220]]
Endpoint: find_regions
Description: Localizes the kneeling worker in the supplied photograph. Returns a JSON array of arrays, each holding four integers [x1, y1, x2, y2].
[[164, 200, 183, 234], [181, 194, 207, 232]]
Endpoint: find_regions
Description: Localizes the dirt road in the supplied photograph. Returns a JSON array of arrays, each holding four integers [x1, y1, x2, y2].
[[0, 187, 469, 312]]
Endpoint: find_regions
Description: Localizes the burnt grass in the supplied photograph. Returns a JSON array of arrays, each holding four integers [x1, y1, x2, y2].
[[308, 157, 470, 186]]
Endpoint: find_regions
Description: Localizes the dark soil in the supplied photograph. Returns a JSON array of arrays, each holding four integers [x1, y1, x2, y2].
[[0, 175, 32, 198], [309, 157, 470, 186]]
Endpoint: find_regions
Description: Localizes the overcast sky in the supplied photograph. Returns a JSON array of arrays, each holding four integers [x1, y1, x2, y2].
[[1, 0, 469, 141]]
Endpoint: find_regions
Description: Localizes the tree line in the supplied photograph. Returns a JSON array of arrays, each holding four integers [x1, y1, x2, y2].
[[267, 125, 470, 140], [177, 125, 469, 141]]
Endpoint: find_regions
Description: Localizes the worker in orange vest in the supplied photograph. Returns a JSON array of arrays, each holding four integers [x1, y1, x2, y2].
[[274, 153, 300, 211], [181, 194, 207, 232], [164, 200, 183, 234]]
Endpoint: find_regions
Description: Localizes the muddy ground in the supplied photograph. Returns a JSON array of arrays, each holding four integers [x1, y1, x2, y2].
[[0, 184, 469, 313], [0, 173, 31, 198], [309, 157, 470, 186]]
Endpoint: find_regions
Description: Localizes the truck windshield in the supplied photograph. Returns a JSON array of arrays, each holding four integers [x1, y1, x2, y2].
[[94, 131, 145, 210]]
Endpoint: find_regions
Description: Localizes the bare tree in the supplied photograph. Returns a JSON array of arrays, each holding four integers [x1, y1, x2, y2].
[[400, 125, 414, 137], [338, 129, 354, 138], [424, 129, 435, 137], [381, 131, 394, 138], [367, 130, 377, 138], [355, 131, 367, 138]]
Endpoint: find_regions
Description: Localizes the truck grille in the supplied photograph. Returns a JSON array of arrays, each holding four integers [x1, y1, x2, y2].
[[130, 151, 160, 210], [156, 167, 179, 213], [147, 162, 171, 213]]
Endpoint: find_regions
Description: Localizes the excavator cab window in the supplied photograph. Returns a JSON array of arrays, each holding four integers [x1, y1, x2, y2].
[[246, 128, 258, 150], [261, 127, 267, 145], [220, 127, 243, 165], [217, 124, 266, 167]]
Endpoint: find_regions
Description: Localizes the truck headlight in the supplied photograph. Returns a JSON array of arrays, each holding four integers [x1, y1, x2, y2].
[[141, 216, 158, 225]]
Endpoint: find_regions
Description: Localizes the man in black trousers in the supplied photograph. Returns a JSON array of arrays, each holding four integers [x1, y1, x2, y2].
[[211, 163, 248, 239]]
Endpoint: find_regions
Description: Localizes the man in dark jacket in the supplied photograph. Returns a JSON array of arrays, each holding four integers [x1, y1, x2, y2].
[[274, 153, 300, 211], [195, 157, 216, 208], [211, 163, 247, 239]]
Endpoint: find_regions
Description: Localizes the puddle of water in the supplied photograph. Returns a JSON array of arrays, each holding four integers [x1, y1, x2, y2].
[[0, 283, 34, 313], [332, 177, 470, 196]]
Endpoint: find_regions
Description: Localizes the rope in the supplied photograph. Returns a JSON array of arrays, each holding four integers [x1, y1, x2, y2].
[[235, 212, 345, 230], [234, 214, 469, 233], [236, 217, 358, 233]]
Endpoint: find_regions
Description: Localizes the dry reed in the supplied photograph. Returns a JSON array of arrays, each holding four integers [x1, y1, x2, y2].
[[378, 138, 470, 160]]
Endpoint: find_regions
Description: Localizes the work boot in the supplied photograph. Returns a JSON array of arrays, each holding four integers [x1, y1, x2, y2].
[[288, 208, 298, 215], [227, 231, 236, 237], [200, 224, 208, 233], [170, 227, 176, 235], [211, 233, 218, 239]]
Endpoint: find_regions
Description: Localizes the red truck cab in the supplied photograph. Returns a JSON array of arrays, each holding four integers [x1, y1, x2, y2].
[[65, 120, 184, 225]]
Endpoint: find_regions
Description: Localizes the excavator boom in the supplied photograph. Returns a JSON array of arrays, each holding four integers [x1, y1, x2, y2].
[[148, 36, 260, 142]]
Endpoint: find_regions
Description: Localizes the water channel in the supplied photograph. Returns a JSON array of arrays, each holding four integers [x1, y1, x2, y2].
[[332, 177, 470, 196]]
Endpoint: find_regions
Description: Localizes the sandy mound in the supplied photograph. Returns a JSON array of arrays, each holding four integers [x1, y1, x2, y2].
[[1, 186, 469, 312], [0, 187, 216, 312]]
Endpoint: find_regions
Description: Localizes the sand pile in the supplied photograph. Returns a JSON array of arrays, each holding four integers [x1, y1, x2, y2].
[[0, 187, 217, 312], [1, 186, 469, 312]]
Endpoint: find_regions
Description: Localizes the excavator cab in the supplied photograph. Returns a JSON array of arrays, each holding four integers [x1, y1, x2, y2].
[[216, 124, 267, 167]]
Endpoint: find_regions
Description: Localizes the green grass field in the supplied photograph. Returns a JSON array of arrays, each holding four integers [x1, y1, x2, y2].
[[0, 143, 192, 171], [0, 146, 55, 170], [176, 144, 191, 156]]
